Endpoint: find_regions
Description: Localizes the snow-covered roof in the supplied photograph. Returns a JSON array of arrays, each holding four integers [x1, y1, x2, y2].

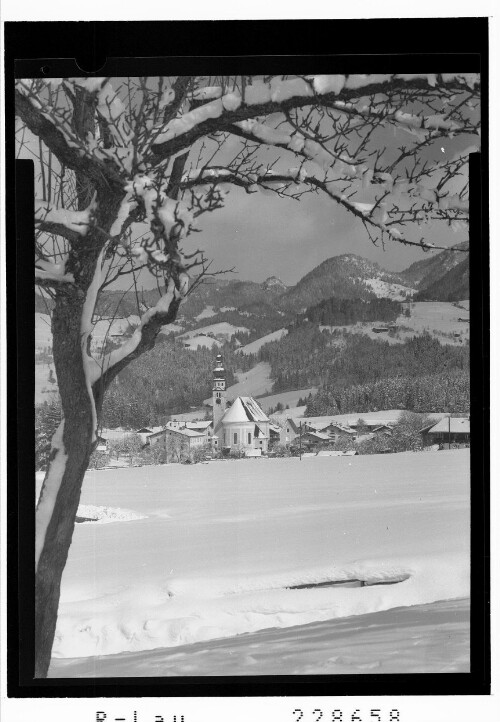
[[101, 429, 140, 441], [148, 428, 166, 438], [427, 417, 470, 434], [222, 396, 269, 424], [308, 420, 354, 434], [348, 419, 396, 428], [303, 431, 331, 441], [168, 427, 206, 438]]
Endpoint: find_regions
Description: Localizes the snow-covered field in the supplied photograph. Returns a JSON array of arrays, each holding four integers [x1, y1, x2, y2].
[[319, 302, 469, 346], [397, 302, 470, 340], [45, 450, 469, 676]]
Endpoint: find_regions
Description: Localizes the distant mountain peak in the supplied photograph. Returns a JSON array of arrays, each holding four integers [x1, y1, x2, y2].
[[262, 276, 287, 291], [400, 243, 469, 295]]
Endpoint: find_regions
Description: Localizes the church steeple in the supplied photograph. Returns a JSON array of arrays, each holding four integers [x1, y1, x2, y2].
[[212, 353, 227, 429]]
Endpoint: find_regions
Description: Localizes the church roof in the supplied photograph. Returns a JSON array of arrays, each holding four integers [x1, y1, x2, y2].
[[222, 396, 269, 424]]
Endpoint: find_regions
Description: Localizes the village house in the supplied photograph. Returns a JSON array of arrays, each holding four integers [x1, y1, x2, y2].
[[146, 425, 207, 455], [166, 426, 206, 450], [421, 416, 470, 448], [299, 430, 331, 450], [313, 421, 356, 441], [269, 416, 302, 447]]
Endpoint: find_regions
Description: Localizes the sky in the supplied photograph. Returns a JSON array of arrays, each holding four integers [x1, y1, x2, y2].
[[182, 179, 469, 286], [144, 92, 474, 288]]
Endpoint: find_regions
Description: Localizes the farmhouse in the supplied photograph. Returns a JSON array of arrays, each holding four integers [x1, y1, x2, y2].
[[300, 430, 331, 449], [311, 421, 356, 441], [166, 426, 206, 449], [421, 416, 470, 448], [280, 417, 302, 446], [146, 424, 207, 454], [212, 354, 270, 454]]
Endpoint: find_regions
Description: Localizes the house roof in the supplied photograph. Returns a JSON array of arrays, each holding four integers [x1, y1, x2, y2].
[[349, 419, 396, 428], [168, 427, 205, 438], [303, 431, 330, 441], [427, 417, 470, 434], [223, 396, 269, 424], [305, 420, 354, 434], [186, 421, 212, 430]]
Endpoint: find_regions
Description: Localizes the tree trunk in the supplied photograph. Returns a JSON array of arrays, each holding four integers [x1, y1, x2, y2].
[[35, 291, 95, 677], [34, 190, 119, 677]]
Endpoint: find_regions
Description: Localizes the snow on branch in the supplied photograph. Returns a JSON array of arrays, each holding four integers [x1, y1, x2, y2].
[[15, 84, 124, 192], [35, 259, 74, 285], [150, 73, 480, 158], [179, 166, 468, 251], [231, 119, 361, 177], [90, 277, 185, 384], [86, 81, 136, 174], [35, 198, 96, 239]]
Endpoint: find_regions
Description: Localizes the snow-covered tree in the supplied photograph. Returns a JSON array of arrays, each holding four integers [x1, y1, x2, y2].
[[17, 73, 480, 676]]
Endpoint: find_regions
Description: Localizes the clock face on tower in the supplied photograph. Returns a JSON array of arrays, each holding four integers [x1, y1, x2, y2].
[[216, 398, 221, 405]]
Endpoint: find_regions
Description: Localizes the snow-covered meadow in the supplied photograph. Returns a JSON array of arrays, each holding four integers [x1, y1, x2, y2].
[[43, 450, 470, 677]]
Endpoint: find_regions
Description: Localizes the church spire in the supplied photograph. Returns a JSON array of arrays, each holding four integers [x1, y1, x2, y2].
[[212, 353, 227, 430]]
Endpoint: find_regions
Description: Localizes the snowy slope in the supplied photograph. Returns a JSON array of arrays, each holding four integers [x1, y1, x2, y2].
[[195, 305, 217, 320], [237, 328, 288, 355], [179, 321, 249, 340], [49, 450, 469, 669], [258, 388, 317, 412], [364, 278, 414, 300]]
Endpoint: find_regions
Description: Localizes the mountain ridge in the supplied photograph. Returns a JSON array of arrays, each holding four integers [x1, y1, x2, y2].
[[35, 245, 469, 323]]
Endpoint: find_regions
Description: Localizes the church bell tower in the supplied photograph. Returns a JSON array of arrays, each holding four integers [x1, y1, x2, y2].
[[212, 353, 227, 430]]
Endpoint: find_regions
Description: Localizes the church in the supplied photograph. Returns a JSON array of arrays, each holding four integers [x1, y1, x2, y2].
[[212, 354, 270, 455]]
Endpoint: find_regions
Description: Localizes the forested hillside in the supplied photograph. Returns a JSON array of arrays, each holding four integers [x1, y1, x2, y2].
[[400, 242, 469, 290], [260, 326, 467, 388], [100, 340, 254, 429], [299, 297, 400, 326], [279, 254, 409, 310], [306, 370, 469, 416], [415, 258, 469, 302]]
